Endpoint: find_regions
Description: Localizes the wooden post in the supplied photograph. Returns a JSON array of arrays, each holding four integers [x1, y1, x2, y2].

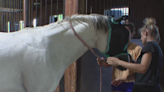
[[23, 0, 28, 27], [65, 0, 78, 16], [64, 0, 79, 92]]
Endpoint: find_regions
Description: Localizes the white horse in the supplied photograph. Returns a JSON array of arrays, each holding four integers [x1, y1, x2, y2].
[[0, 14, 111, 92]]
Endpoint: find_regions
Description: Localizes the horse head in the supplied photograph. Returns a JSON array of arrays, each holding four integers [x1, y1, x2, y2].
[[69, 14, 129, 70], [104, 16, 130, 70], [89, 14, 110, 53], [69, 14, 110, 53]]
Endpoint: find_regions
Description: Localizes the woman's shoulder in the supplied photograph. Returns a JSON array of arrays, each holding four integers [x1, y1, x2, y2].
[[144, 41, 157, 48], [142, 41, 157, 53], [145, 41, 158, 45]]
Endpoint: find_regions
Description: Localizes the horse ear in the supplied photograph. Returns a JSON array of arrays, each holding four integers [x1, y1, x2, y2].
[[112, 15, 129, 23]]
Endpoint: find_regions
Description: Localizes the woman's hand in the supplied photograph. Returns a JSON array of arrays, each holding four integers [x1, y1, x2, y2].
[[97, 57, 110, 67], [111, 77, 127, 87], [97, 57, 105, 66], [107, 57, 121, 66]]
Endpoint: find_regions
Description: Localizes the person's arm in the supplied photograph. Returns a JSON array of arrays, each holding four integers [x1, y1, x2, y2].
[[107, 52, 152, 74], [118, 52, 152, 74]]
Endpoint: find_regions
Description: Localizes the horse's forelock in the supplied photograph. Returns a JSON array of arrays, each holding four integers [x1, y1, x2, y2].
[[68, 14, 109, 33]]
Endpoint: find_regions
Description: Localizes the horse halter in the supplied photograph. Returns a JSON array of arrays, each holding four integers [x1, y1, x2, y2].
[[100, 17, 129, 57]]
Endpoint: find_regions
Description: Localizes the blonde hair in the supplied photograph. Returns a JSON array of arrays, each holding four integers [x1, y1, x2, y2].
[[141, 18, 160, 43]]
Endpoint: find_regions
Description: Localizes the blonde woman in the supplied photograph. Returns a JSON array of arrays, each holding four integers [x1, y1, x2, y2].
[[107, 18, 163, 92], [97, 22, 142, 92]]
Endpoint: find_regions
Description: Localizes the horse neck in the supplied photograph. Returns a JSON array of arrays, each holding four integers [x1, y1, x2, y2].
[[45, 21, 98, 68]]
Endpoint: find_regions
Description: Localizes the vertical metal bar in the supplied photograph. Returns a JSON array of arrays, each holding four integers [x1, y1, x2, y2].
[[135, 0, 137, 35], [134, 0, 136, 27], [114, 0, 116, 17], [63, 0, 65, 18], [24, 0, 28, 27], [40, 0, 42, 26], [1, 0, 4, 31], [10, 0, 12, 32], [45, 0, 47, 24], [20, 0, 22, 29], [16, 0, 18, 30], [50, 0, 52, 23], [8, 0, 10, 32], [144, 0, 146, 18], [90, 1, 92, 14], [6, 0, 9, 32], [57, 0, 58, 15], [23, 0, 26, 27], [4, 0, 6, 32], [108, 0, 110, 16], [7, 0, 9, 32], [18, 0, 20, 29], [14, 0, 17, 31], [99, 0, 101, 13], [8, 0, 9, 21], [31, 0, 33, 26], [20, 0, 22, 21], [106, 0, 108, 10], [119, 0, 121, 16], [126, 0, 128, 16], [28, 0, 30, 26], [92, 0, 95, 14], [36, 0, 37, 26], [110, 0, 113, 16], [110, 0, 112, 9], [137, 0, 139, 29], [102, 0, 105, 13], [118, 0, 120, 16], [4, 0, 7, 32], [90, 0, 92, 13], [14, 0, 16, 31], [3, 3, 4, 32], [85, 0, 87, 14], [18, 0, 20, 22], [16, 0, 17, 24], [123, 7, 125, 17]]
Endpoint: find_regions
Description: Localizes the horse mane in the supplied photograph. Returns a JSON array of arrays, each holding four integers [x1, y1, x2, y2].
[[65, 14, 109, 33], [26, 14, 109, 33]]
